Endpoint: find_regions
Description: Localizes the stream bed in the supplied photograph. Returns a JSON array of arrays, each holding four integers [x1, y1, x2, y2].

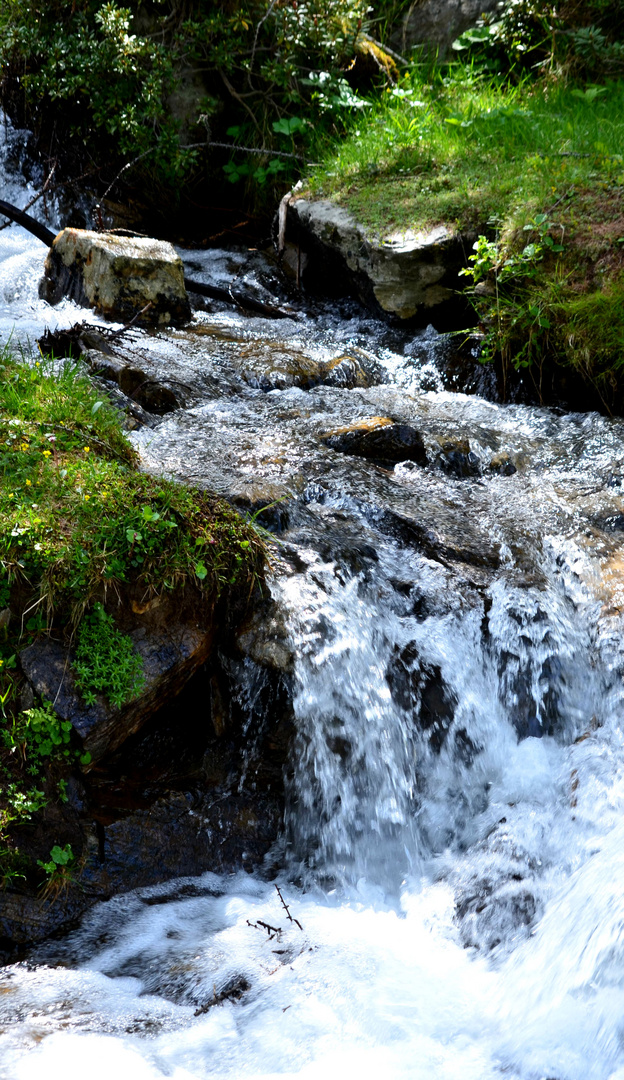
[[2, 118, 624, 1080]]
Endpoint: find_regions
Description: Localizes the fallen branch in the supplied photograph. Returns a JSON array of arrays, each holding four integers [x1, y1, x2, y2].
[[0, 199, 56, 246], [194, 976, 250, 1016], [184, 276, 297, 320], [0, 161, 56, 233], [181, 139, 303, 161]]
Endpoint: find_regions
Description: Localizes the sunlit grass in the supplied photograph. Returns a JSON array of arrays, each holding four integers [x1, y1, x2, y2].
[[309, 69, 624, 237]]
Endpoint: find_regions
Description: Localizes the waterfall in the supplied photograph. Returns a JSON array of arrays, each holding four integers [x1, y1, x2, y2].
[[3, 113, 624, 1080]]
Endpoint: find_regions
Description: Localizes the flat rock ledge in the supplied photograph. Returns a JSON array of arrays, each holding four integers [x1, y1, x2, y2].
[[39, 228, 191, 327], [283, 197, 479, 327]]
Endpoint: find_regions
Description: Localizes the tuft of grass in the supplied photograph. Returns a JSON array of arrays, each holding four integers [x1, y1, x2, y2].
[[73, 603, 145, 708], [0, 348, 265, 628], [554, 275, 624, 378]]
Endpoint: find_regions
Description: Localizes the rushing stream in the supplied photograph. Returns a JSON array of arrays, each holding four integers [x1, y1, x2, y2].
[[3, 116, 624, 1080]]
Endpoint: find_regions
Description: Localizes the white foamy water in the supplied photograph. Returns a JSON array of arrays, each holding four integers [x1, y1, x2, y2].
[[3, 114, 624, 1080]]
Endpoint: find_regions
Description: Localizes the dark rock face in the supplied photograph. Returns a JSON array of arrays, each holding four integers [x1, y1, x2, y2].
[[321, 418, 428, 465], [20, 606, 215, 764], [1, 597, 295, 954]]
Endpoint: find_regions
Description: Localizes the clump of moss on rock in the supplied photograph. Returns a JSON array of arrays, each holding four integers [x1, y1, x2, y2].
[[0, 344, 265, 893]]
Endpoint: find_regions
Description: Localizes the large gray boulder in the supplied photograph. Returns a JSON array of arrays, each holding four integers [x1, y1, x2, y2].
[[392, 0, 501, 57], [284, 197, 478, 326], [39, 228, 191, 327]]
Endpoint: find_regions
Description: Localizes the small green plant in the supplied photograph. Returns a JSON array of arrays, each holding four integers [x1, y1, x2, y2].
[[37, 843, 74, 877], [2, 700, 91, 769], [37, 843, 76, 898], [73, 603, 145, 709], [460, 215, 565, 370]]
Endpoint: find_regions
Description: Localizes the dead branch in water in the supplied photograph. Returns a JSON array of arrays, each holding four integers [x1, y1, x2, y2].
[[275, 884, 303, 930]]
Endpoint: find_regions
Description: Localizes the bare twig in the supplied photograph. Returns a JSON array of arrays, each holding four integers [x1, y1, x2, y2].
[[246, 918, 282, 941], [219, 68, 262, 132], [181, 140, 303, 161], [275, 884, 303, 930], [248, 0, 279, 90], [100, 147, 157, 202]]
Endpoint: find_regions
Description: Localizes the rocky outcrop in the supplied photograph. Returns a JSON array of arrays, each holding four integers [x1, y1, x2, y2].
[[19, 611, 214, 764], [392, 0, 501, 57], [1, 597, 295, 954], [39, 228, 191, 327], [283, 197, 478, 327]]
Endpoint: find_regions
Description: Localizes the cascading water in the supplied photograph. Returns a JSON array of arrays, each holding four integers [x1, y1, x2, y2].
[[4, 115, 624, 1080]]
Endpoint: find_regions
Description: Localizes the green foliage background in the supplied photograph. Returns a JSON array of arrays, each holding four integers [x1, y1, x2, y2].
[[0, 0, 380, 204]]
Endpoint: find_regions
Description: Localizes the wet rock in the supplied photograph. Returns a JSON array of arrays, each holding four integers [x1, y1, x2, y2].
[[453, 826, 542, 952], [490, 450, 517, 476], [0, 886, 91, 950], [386, 644, 457, 752], [435, 436, 481, 478], [374, 506, 500, 572], [320, 353, 377, 389], [237, 604, 294, 673], [231, 343, 377, 392], [322, 417, 427, 465], [87, 790, 281, 894], [19, 605, 214, 763], [285, 198, 478, 326], [39, 228, 191, 327]]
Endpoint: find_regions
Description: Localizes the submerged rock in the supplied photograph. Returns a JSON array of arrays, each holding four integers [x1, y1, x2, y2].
[[285, 197, 478, 327], [321, 417, 428, 465], [489, 450, 517, 476], [435, 436, 481, 478], [231, 343, 378, 392], [39, 228, 191, 327]]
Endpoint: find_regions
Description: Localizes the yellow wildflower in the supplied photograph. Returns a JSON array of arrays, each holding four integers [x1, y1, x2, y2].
[[25, 479, 32, 486], [42, 449, 52, 457], [83, 446, 90, 454]]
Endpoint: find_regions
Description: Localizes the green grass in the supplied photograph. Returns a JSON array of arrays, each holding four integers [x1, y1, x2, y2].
[[0, 344, 266, 889], [0, 348, 264, 626], [308, 70, 624, 238]]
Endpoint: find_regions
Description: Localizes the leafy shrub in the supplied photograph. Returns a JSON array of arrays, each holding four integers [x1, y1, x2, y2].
[[452, 0, 624, 79], [0, 0, 379, 199], [3, 699, 91, 769]]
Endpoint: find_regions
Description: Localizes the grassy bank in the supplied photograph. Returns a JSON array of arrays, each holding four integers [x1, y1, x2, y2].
[[308, 67, 624, 406], [0, 345, 265, 890]]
